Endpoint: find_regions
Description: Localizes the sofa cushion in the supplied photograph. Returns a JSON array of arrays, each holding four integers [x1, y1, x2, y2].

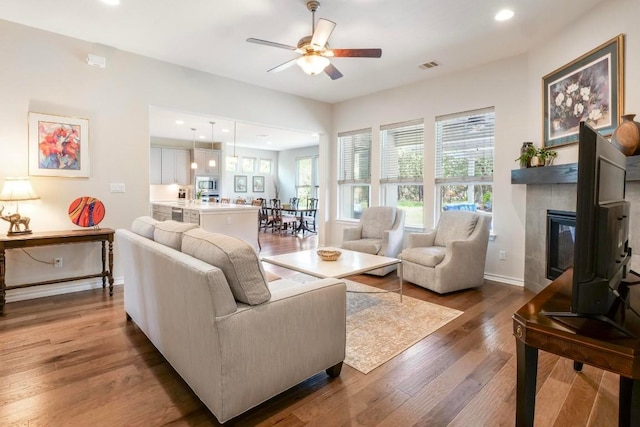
[[400, 246, 446, 267], [360, 207, 396, 239], [153, 220, 199, 250], [131, 216, 159, 239], [342, 238, 382, 255], [434, 211, 479, 247], [182, 228, 271, 305]]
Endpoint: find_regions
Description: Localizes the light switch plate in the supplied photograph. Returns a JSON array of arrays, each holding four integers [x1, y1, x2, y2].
[[110, 183, 125, 193]]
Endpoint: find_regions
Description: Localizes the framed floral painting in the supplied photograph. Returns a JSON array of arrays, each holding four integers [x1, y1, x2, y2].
[[542, 34, 624, 147], [28, 112, 90, 177]]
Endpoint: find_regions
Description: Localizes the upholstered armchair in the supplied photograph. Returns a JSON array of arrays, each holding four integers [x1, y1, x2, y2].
[[341, 206, 405, 276], [399, 211, 491, 293]]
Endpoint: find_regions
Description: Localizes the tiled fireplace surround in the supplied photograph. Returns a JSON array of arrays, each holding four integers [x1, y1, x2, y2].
[[514, 161, 640, 292]]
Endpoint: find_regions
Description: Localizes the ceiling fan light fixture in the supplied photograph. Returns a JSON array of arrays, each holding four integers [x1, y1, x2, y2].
[[297, 54, 330, 76]]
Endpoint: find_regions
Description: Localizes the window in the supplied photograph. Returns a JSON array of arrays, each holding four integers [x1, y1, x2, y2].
[[242, 157, 255, 173], [380, 119, 424, 227], [296, 157, 313, 201], [338, 129, 371, 219], [435, 108, 495, 216], [226, 156, 238, 172], [259, 158, 272, 174]]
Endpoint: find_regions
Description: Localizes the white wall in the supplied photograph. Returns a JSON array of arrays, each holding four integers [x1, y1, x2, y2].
[[328, 0, 640, 285], [0, 19, 331, 301]]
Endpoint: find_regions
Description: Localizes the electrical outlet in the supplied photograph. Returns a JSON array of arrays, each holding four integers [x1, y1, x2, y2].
[[54, 257, 63, 268], [499, 250, 507, 260]]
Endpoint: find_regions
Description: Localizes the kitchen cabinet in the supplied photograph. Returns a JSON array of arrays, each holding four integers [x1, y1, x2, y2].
[[152, 204, 172, 221], [193, 149, 221, 176], [150, 147, 190, 185], [150, 147, 162, 185], [161, 148, 190, 185], [184, 209, 200, 225]]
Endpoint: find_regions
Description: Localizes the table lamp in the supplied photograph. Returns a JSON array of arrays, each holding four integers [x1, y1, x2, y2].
[[0, 177, 40, 235]]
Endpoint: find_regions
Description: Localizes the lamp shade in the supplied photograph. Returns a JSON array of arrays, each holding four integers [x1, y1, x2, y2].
[[0, 177, 40, 201], [297, 54, 330, 76]]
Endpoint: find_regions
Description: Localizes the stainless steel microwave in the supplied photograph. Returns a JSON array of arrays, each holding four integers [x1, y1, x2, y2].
[[195, 176, 217, 191]]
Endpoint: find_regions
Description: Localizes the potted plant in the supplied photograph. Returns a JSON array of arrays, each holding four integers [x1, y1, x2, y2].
[[516, 144, 538, 168], [536, 147, 557, 166]]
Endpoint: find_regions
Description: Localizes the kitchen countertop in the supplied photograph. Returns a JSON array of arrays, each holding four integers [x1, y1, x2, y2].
[[150, 201, 259, 213]]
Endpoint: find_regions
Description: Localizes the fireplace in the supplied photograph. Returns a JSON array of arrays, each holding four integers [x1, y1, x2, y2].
[[546, 210, 576, 280]]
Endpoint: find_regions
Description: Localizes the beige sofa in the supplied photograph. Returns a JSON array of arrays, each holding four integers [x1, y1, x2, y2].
[[116, 217, 346, 424]]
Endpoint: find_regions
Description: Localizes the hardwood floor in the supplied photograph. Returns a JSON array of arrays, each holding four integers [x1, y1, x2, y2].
[[0, 232, 619, 426]]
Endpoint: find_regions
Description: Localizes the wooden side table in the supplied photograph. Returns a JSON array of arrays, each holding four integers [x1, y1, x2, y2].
[[0, 228, 115, 314], [513, 269, 640, 427]]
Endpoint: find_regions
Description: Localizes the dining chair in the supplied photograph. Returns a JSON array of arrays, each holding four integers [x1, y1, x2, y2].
[[234, 198, 246, 205], [220, 198, 230, 204], [303, 198, 318, 233]]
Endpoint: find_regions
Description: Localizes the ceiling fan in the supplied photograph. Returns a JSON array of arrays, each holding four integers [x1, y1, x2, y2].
[[246, 1, 382, 80]]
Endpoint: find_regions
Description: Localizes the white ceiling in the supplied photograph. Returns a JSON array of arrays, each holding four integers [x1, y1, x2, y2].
[[1, 0, 608, 148], [149, 106, 319, 151]]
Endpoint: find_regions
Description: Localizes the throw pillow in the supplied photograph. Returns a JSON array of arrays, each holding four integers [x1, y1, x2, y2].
[[153, 220, 199, 250], [182, 228, 271, 305], [131, 216, 159, 239]]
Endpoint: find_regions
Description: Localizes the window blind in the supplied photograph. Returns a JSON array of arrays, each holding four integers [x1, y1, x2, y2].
[[380, 119, 424, 183], [435, 108, 495, 183], [338, 129, 372, 184]]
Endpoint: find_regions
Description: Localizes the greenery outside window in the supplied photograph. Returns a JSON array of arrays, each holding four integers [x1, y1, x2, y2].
[[380, 119, 424, 228], [296, 156, 313, 201], [338, 129, 371, 219], [435, 108, 495, 217]]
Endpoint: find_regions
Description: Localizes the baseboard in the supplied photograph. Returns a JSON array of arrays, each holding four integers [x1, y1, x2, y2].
[[5, 276, 124, 303], [484, 273, 523, 287]]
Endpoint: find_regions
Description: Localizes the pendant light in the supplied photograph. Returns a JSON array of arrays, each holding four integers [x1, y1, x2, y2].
[[209, 121, 216, 167], [232, 121, 238, 159], [190, 128, 198, 169]]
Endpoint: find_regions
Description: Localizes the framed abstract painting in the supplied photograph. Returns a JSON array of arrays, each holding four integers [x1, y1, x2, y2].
[[28, 112, 90, 177], [542, 34, 624, 148]]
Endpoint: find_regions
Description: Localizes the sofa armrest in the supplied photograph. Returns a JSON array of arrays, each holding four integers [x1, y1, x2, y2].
[[408, 231, 436, 248], [343, 225, 362, 241]]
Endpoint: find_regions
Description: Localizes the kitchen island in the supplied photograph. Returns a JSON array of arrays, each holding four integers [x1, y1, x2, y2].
[[150, 201, 259, 249]]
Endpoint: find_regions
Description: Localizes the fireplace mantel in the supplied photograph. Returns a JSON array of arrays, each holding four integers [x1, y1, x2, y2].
[[511, 155, 640, 185]]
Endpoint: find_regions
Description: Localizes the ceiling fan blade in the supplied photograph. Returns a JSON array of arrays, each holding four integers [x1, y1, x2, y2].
[[267, 58, 298, 73], [246, 38, 297, 51], [310, 18, 336, 49], [329, 48, 382, 58], [324, 63, 343, 80]]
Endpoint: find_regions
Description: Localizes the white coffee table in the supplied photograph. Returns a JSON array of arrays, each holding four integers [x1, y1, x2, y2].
[[261, 248, 403, 301]]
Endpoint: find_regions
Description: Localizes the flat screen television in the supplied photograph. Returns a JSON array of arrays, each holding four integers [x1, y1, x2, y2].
[[545, 122, 632, 329]]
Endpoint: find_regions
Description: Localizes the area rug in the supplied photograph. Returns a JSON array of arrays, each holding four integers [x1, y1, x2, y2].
[[285, 273, 463, 374]]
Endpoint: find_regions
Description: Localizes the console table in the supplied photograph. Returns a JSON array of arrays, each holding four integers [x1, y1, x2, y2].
[[513, 269, 640, 427], [0, 228, 115, 314]]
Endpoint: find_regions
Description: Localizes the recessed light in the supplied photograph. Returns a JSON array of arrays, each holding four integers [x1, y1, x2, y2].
[[175, 120, 184, 125], [100, 0, 120, 6], [199, 135, 206, 139], [311, 133, 319, 137], [222, 129, 229, 133], [267, 141, 273, 145], [495, 9, 514, 21]]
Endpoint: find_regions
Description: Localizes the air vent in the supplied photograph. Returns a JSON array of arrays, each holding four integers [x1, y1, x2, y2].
[[419, 60, 439, 70]]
